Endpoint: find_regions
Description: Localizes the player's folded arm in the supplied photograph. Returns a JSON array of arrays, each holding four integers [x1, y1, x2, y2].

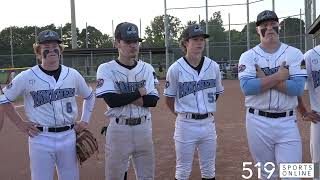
[[285, 76, 306, 96], [97, 91, 141, 108], [142, 95, 159, 107], [240, 78, 262, 96]]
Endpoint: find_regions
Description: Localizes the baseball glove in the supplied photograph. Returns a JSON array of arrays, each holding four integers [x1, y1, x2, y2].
[[76, 129, 99, 165]]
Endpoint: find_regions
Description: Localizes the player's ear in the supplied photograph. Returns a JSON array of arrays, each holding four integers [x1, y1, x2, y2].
[[114, 39, 120, 48], [33, 43, 42, 61], [182, 40, 188, 48], [256, 27, 260, 36]]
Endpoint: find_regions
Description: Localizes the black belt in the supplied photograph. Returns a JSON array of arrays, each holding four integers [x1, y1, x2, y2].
[[116, 116, 146, 126], [249, 108, 293, 118], [37, 124, 74, 132], [189, 113, 209, 120]]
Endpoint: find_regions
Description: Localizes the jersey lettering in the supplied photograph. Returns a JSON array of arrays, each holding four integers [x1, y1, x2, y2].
[[30, 88, 75, 107], [261, 66, 281, 76], [178, 79, 216, 98], [116, 80, 146, 93]]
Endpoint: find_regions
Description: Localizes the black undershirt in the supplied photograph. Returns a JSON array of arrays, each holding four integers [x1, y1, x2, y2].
[[97, 59, 159, 108], [183, 56, 205, 74], [38, 65, 61, 81]]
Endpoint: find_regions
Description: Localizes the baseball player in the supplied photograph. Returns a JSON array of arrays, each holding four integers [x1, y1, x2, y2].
[[296, 45, 320, 178], [0, 30, 95, 180], [96, 22, 159, 180], [164, 24, 224, 180], [238, 10, 307, 179], [0, 69, 17, 131]]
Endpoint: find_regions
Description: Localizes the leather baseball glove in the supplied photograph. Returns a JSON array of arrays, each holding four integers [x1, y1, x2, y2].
[[76, 129, 99, 165]]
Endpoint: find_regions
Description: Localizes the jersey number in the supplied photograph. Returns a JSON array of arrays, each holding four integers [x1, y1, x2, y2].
[[208, 92, 214, 103], [66, 102, 73, 113]]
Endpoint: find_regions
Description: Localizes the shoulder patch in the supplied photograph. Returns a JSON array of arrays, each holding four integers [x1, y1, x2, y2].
[[165, 81, 170, 88], [312, 59, 318, 64], [96, 79, 104, 88], [300, 60, 306, 69], [238, 64, 246, 73]]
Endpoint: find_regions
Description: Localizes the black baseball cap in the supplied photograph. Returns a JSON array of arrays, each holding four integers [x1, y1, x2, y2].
[[181, 24, 210, 40], [256, 10, 279, 26], [115, 22, 143, 42], [37, 30, 62, 44]]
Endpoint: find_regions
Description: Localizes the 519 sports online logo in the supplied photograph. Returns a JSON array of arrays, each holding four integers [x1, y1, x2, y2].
[[241, 162, 317, 179]]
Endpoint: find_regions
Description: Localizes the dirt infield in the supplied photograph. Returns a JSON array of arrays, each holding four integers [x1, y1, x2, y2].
[[0, 80, 312, 180]]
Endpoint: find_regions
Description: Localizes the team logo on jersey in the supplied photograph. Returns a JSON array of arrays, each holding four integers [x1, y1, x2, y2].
[[178, 79, 216, 98], [30, 88, 75, 107], [300, 60, 306, 69], [260, 65, 287, 76], [29, 79, 35, 85], [165, 81, 170, 88], [116, 80, 146, 93], [312, 59, 318, 64], [96, 79, 104, 88], [312, 70, 320, 89], [238, 64, 246, 73]]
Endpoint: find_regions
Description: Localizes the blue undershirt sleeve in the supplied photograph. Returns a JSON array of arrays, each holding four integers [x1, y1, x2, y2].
[[240, 78, 262, 96], [285, 76, 306, 96]]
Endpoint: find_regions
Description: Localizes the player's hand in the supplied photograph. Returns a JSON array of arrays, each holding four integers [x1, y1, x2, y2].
[[16, 121, 40, 137], [131, 98, 144, 106], [75, 121, 88, 133], [138, 87, 147, 96], [302, 110, 320, 123], [255, 64, 266, 78], [276, 61, 289, 81]]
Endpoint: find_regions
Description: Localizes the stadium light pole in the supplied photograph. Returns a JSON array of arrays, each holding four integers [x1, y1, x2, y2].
[[205, 0, 209, 57], [112, 20, 115, 45], [300, 9, 303, 51], [70, 0, 78, 49], [10, 26, 14, 68], [139, 19, 142, 39], [35, 26, 38, 65], [228, 13, 231, 62], [246, 0, 250, 50], [272, 0, 275, 11], [86, 22, 89, 48], [312, 0, 316, 47], [60, 25, 64, 65], [164, 0, 170, 73]]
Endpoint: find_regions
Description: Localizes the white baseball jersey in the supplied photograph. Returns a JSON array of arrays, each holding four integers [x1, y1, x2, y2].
[[238, 43, 307, 112], [304, 46, 320, 112], [0, 65, 93, 126], [96, 59, 159, 118], [164, 56, 224, 113]]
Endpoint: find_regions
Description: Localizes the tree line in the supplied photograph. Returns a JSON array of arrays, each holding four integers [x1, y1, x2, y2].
[[0, 11, 305, 61]]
